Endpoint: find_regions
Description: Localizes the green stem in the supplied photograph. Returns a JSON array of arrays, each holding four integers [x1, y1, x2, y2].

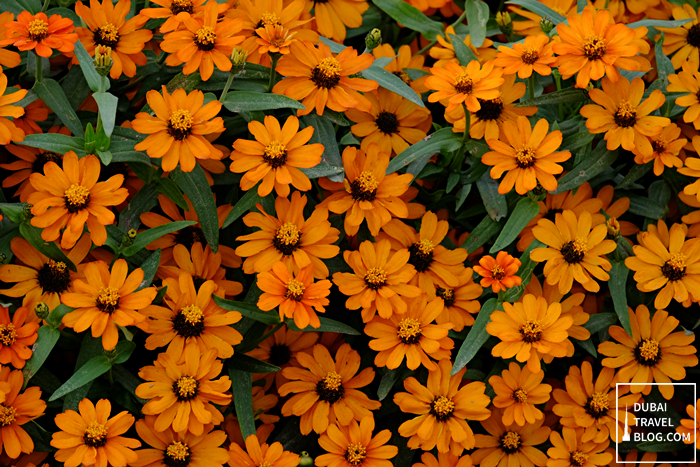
[[528, 74, 535, 100], [461, 103, 470, 146], [156, 51, 168, 65], [413, 40, 437, 57], [220, 69, 236, 102], [553, 71, 563, 121], [450, 8, 468, 29], [267, 53, 280, 92], [34, 52, 43, 82], [41, 0, 50, 13], [448, 103, 470, 174]]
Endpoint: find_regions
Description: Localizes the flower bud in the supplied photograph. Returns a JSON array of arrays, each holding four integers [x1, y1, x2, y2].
[[94, 45, 113, 76], [128, 228, 138, 239], [298, 451, 314, 467], [35, 302, 50, 320], [528, 183, 547, 200], [22, 203, 33, 223], [606, 217, 621, 238], [540, 16, 554, 34], [496, 12, 513, 36], [365, 28, 382, 51], [231, 46, 249, 75]]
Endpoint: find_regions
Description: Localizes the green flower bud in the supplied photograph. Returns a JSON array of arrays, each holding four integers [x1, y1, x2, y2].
[[35, 302, 50, 320], [496, 12, 513, 36], [540, 16, 554, 34], [231, 46, 250, 75], [94, 45, 113, 77], [298, 451, 313, 467], [365, 28, 382, 51]]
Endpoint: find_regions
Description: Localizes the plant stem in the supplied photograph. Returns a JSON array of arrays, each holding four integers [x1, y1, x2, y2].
[[220, 69, 236, 102], [34, 52, 43, 82], [553, 71, 563, 121], [156, 51, 168, 65], [41, 0, 50, 13], [461, 102, 470, 146], [267, 54, 280, 92], [528, 74, 535, 100]]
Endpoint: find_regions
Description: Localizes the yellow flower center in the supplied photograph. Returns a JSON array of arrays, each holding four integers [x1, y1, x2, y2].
[[0, 405, 16, 427], [64, 184, 91, 213], [259, 12, 280, 26], [263, 140, 288, 168], [662, 253, 686, 281], [166, 441, 191, 462], [174, 375, 199, 400], [409, 239, 435, 272], [96, 23, 120, 48], [28, 18, 49, 41], [316, 371, 344, 404], [520, 45, 539, 65], [0, 324, 17, 347], [491, 265, 506, 281], [614, 100, 637, 128], [364, 267, 387, 290], [635, 338, 661, 366], [171, 0, 194, 14], [345, 443, 367, 466], [651, 136, 668, 155], [83, 421, 109, 447], [96, 286, 120, 314], [561, 237, 588, 264], [519, 319, 543, 343], [181, 304, 204, 325], [350, 171, 379, 202], [311, 57, 342, 89], [512, 388, 527, 403], [500, 431, 522, 453], [454, 72, 474, 94], [430, 395, 455, 421], [397, 318, 422, 344], [168, 109, 194, 140], [273, 222, 301, 255], [194, 26, 217, 50], [582, 35, 606, 60], [584, 391, 610, 418], [570, 451, 589, 467], [515, 146, 536, 169], [436, 287, 455, 306], [284, 279, 305, 301]]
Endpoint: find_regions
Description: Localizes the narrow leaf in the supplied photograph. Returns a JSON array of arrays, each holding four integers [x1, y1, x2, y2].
[[47, 304, 75, 329], [286, 317, 361, 335], [551, 147, 618, 194], [221, 92, 305, 112], [476, 172, 507, 221], [229, 369, 256, 438], [49, 355, 112, 401], [460, 215, 504, 254], [122, 220, 197, 256], [609, 261, 633, 337], [362, 66, 425, 108], [228, 354, 280, 373], [22, 326, 61, 386], [372, 0, 444, 40], [387, 128, 462, 174], [213, 295, 281, 325], [19, 223, 77, 272], [516, 87, 589, 107], [93, 92, 119, 138], [464, 0, 489, 47], [506, 0, 566, 24], [156, 178, 188, 210], [73, 40, 106, 92], [223, 188, 263, 229], [137, 249, 161, 291], [490, 197, 540, 253], [33, 78, 84, 137], [170, 165, 220, 252], [449, 34, 479, 66], [582, 313, 618, 334], [452, 298, 500, 374], [502, 240, 546, 302]]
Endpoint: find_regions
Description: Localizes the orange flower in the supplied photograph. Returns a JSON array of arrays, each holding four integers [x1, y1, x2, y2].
[[490, 362, 552, 427], [160, 1, 244, 80], [473, 251, 522, 293], [273, 41, 377, 116], [667, 59, 700, 129], [598, 305, 698, 400], [3, 12, 77, 57], [677, 399, 700, 450], [547, 428, 613, 467], [229, 434, 300, 467], [316, 417, 398, 467], [332, 239, 421, 322], [136, 348, 231, 436], [632, 123, 686, 175], [658, 4, 700, 69], [0, 306, 39, 369], [132, 416, 230, 467], [51, 398, 140, 467], [552, 7, 649, 88], [257, 263, 332, 329], [235, 191, 340, 279], [487, 294, 573, 373], [306, 0, 368, 42], [74, 0, 153, 79], [482, 116, 571, 194], [429, 27, 497, 67], [0, 72, 27, 145], [0, 367, 46, 459], [394, 359, 491, 455], [229, 115, 323, 197], [373, 44, 428, 94], [278, 343, 380, 435], [256, 24, 297, 55], [0, 13, 21, 69], [365, 294, 453, 371], [434, 269, 482, 332], [60, 259, 155, 350], [28, 152, 128, 249], [413, 452, 473, 467], [425, 60, 504, 113], [8, 99, 50, 136], [138, 0, 222, 33], [132, 87, 225, 172], [319, 144, 413, 236], [141, 273, 243, 361], [494, 34, 555, 79]]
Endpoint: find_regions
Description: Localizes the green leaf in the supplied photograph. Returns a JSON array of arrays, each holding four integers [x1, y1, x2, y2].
[[609, 261, 633, 337], [655, 34, 675, 84], [118, 182, 158, 231], [362, 66, 425, 108], [47, 304, 75, 329], [0, 203, 25, 224], [448, 34, 479, 66], [170, 165, 220, 252], [300, 164, 344, 179], [213, 295, 281, 325], [19, 223, 77, 272], [33, 78, 84, 137], [561, 131, 595, 151], [476, 172, 507, 222], [490, 197, 540, 253], [516, 87, 589, 107], [229, 369, 256, 439], [582, 313, 618, 334], [372, 0, 444, 40], [93, 92, 118, 138], [377, 367, 412, 401], [73, 40, 106, 92], [49, 355, 112, 401], [627, 18, 693, 29], [286, 317, 361, 335], [464, 0, 490, 47], [551, 146, 618, 194], [122, 220, 197, 256], [460, 215, 504, 254], [637, 440, 686, 453], [625, 193, 666, 219], [616, 162, 652, 190], [228, 354, 280, 373], [506, 0, 566, 24], [137, 249, 161, 291], [387, 128, 462, 174], [452, 298, 500, 375], [223, 188, 263, 229], [301, 113, 344, 177], [0, 0, 40, 14], [319, 36, 347, 53], [221, 92, 305, 112], [22, 326, 61, 386], [502, 240, 546, 302], [156, 178, 188, 210]]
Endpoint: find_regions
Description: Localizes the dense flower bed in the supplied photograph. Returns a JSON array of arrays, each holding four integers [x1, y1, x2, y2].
[[0, 0, 698, 466]]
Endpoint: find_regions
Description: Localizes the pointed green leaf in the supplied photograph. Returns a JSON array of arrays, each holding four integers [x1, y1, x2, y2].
[[22, 326, 61, 386], [464, 0, 490, 47], [73, 40, 107, 92], [33, 78, 84, 137], [49, 355, 111, 401], [19, 223, 77, 272], [122, 220, 197, 256], [221, 91, 305, 112], [516, 87, 589, 107], [228, 354, 280, 373], [490, 197, 540, 253], [387, 128, 462, 174], [93, 92, 119, 138], [285, 317, 360, 335], [477, 172, 507, 221], [551, 146, 618, 194], [229, 369, 256, 438], [372, 0, 444, 40], [506, 0, 566, 24], [448, 34, 479, 66], [609, 261, 633, 337], [452, 298, 501, 375], [170, 165, 220, 252], [362, 66, 425, 108], [213, 295, 281, 325], [223, 188, 263, 229]]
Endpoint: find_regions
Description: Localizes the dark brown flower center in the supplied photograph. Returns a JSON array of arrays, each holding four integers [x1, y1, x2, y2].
[[172, 304, 205, 337], [393, 71, 412, 84], [584, 391, 610, 419], [429, 395, 455, 421], [311, 57, 341, 89], [32, 151, 62, 174], [515, 146, 536, 169], [363, 267, 386, 290], [350, 171, 378, 201], [519, 319, 543, 343], [436, 287, 455, 307], [634, 338, 661, 366], [64, 183, 91, 213], [475, 98, 504, 122], [687, 23, 700, 47], [83, 421, 109, 448], [408, 239, 434, 272], [174, 226, 205, 249], [520, 46, 539, 65], [268, 343, 292, 366], [167, 109, 194, 140], [613, 101, 637, 128], [173, 375, 199, 401], [570, 451, 589, 467], [661, 253, 686, 281], [561, 238, 587, 264], [273, 222, 301, 255], [194, 26, 216, 51], [454, 73, 473, 94], [37, 259, 71, 294], [397, 318, 422, 344], [170, 0, 194, 15], [94, 23, 120, 48], [500, 431, 522, 453], [344, 443, 367, 466], [96, 286, 120, 314], [164, 441, 192, 467], [375, 111, 399, 134], [263, 140, 288, 168], [316, 371, 344, 404], [582, 35, 606, 60]]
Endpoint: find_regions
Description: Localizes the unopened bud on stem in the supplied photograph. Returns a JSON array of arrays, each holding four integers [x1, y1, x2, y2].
[[365, 28, 382, 51]]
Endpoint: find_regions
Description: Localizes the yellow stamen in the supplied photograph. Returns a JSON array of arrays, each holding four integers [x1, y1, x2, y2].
[[194, 26, 217, 48], [582, 35, 606, 60], [28, 18, 49, 41], [174, 375, 198, 399], [321, 371, 342, 391], [180, 304, 204, 325], [96, 286, 120, 313], [64, 184, 90, 210], [345, 443, 367, 466], [84, 421, 108, 447], [0, 405, 16, 427], [519, 319, 543, 343], [166, 441, 191, 461], [364, 268, 387, 289], [512, 388, 528, 403], [285, 279, 305, 301], [397, 318, 422, 344]]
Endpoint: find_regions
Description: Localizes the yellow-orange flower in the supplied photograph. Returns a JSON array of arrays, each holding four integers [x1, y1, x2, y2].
[[0, 307, 38, 369], [632, 123, 686, 175], [434, 269, 482, 332], [677, 399, 700, 449], [490, 362, 551, 427], [425, 60, 504, 113], [494, 34, 555, 78], [316, 417, 398, 467], [668, 59, 700, 129], [256, 24, 297, 55], [3, 12, 77, 57], [138, 0, 220, 33], [305, 0, 368, 42], [547, 428, 613, 467], [0, 368, 45, 459], [373, 44, 428, 94], [229, 434, 300, 467], [658, 4, 700, 69], [0, 12, 21, 69], [413, 451, 473, 467], [0, 73, 26, 145]]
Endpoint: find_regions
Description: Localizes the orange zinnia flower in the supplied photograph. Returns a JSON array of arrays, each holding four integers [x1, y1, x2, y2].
[[365, 294, 452, 371], [482, 116, 570, 195], [235, 191, 340, 278], [373, 44, 428, 94], [132, 87, 225, 172], [552, 6, 649, 89], [0, 13, 21, 69], [632, 123, 686, 175], [658, 4, 700, 69], [425, 60, 504, 113], [434, 269, 482, 332], [333, 239, 421, 322], [138, 0, 223, 33], [229, 434, 300, 467], [547, 428, 613, 467], [598, 305, 698, 400], [552, 361, 640, 443], [60, 259, 156, 350], [316, 417, 398, 467], [256, 24, 297, 55], [273, 41, 377, 116], [0, 137, 67, 202], [51, 398, 140, 467], [229, 115, 323, 197], [3, 12, 77, 57], [0, 306, 39, 369], [132, 416, 230, 467], [581, 77, 669, 156], [319, 144, 413, 236], [490, 362, 551, 427], [0, 73, 26, 145], [306, 0, 368, 42], [494, 34, 555, 79], [74, 0, 153, 79], [136, 348, 231, 436], [677, 399, 700, 450], [141, 273, 243, 360], [473, 251, 522, 293], [8, 99, 50, 136], [667, 59, 700, 129], [429, 27, 497, 67], [487, 294, 573, 373], [414, 451, 473, 467], [0, 367, 46, 459], [257, 263, 332, 329], [28, 152, 128, 249], [279, 343, 380, 435], [394, 359, 491, 455]]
